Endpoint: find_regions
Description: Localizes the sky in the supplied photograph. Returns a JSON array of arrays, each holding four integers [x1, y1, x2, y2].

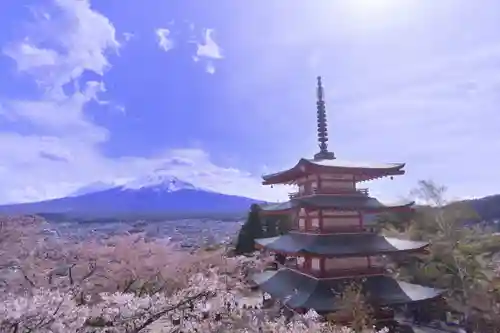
[[0, 0, 499, 204]]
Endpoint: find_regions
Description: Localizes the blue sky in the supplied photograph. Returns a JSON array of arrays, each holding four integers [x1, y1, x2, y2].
[[0, 0, 499, 204]]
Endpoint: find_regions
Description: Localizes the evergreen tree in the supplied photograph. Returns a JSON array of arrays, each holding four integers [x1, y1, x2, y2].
[[261, 214, 291, 237], [235, 204, 264, 254], [276, 215, 292, 235], [263, 217, 277, 237]]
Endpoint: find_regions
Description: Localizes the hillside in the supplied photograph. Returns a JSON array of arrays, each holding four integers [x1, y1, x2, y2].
[[466, 194, 500, 223]]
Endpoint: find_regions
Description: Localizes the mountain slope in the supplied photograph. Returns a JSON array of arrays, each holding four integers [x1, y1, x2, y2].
[[465, 194, 500, 222], [0, 176, 264, 216], [69, 181, 118, 197]]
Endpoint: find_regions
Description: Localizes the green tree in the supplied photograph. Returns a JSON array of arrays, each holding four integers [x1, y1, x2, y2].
[[261, 214, 292, 237], [262, 216, 277, 237], [276, 214, 292, 235], [376, 209, 415, 234], [327, 282, 374, 333], [234, 204, 264, 255]]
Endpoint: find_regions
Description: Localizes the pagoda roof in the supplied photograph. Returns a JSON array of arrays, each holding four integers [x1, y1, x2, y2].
[[296, 195, 413, 210], [262, 158, 405, 185], [260, 201, 294, 213], [255, 233, 428, 257], [253, 268, 443, 312], [260, 195, 413, 213]]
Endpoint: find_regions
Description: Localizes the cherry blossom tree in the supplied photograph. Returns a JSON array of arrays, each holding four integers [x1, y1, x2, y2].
[[0, 216, 387, 332]]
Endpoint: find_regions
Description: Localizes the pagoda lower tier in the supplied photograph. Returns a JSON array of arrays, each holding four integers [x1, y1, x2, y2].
[[252, 231, 442, 315], [253, 268, 443, 313]]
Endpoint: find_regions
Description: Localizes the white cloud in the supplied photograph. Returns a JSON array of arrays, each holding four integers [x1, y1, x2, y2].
[[205, 63, 216, 75], [156, 24, 224, 74], [0, 0, 277, 204], [155, 28, 174, 52], [5, 0, 120, 96], [4, 43, 58, 70], [196, 29, 223, 60], [123, 32, 134, 42], [195, 28, 223, 74]]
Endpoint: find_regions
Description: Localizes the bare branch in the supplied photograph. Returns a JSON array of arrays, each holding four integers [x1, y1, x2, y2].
[[134, 291, 209, 332]]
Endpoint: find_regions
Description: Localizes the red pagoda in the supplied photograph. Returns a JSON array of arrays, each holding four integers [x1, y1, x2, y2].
[[253, 77, 443, 323]]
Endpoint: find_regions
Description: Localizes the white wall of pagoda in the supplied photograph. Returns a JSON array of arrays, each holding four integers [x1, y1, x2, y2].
[[292, 255, 384, 275], [322, 210, 361, 230], [323, 257, 369, 270], [319, 173, 355, 191], [311, 258, 321, 270], [321, 180, 354, 190], [295, 173, 356, 195], [296, 208, 362, 232], [318, 173, 354, 181], [297, 208, 306, 230]]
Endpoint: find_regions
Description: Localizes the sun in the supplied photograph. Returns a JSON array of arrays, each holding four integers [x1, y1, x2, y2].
[[351, 0, 398, 10], [338, 0, 415, 29], [346, 0, 402, 16]]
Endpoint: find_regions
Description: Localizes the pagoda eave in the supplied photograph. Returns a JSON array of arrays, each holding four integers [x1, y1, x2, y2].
[[283, 265, 387, 280], [294, 195, 414, 211], [262, 159, 406, 185], [253, 269, 444, 313], [260, 210, 292, 216], [261, 196, 414, 213], [262, 160, 304, 185], [254, 233, 429, 258], [255, 244, 429, 259], [259, 201, 295, 215], [260, 207, 294, 216], [357, 169, 405, 183]]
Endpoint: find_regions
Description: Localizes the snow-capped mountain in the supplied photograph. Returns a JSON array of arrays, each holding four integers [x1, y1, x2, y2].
[[69, 173, 199, 196], [0, 173, 264, 216], [121, 174, 199, 192], [70, 181, 118, 196]]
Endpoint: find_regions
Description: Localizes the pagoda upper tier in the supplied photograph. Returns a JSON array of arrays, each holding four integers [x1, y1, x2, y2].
[[260, 195, 414, 215], [262, 157, 405, 185]]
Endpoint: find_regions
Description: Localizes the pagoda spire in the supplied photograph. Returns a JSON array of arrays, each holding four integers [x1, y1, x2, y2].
[[313, 76, 335, 160]]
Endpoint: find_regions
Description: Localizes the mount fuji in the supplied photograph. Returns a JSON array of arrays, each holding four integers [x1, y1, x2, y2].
[[0, 173, 265, 217]]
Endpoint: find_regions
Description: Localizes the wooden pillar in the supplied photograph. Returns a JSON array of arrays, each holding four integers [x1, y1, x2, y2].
[[305, 208, 310, 231], [319, 209, 324, 232]]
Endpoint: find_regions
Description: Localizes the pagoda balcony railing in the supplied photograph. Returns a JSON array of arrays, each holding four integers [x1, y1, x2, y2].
[[304, 225, 377, 233], [288, 188, 369, 199], [283, 264, 386, 278]]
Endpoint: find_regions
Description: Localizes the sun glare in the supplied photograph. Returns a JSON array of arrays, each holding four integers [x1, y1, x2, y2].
[[350, 0, 398, 11], [346, 0, 402, 17], [334, 0, 417, 32]]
